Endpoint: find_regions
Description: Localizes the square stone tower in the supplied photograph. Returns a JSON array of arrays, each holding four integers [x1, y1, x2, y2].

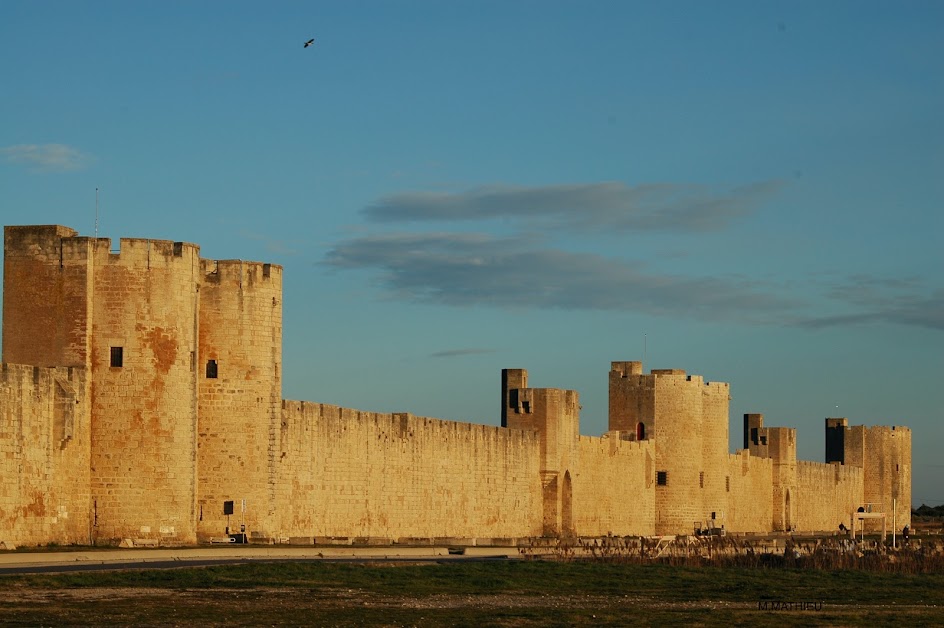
[[826, 418, 911, 529], [502, 369, 580, 536]]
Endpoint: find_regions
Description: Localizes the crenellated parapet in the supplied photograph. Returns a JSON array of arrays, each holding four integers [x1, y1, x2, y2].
[[91, 236, 200, 269], [200, 258, 281, 285]]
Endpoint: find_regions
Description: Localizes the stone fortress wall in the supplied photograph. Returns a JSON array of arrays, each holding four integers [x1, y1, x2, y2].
[[277, 403, 543, 539], [572, 434, 655, 536], [0, 225, 911, 545], [724, 451, 773, 533], [0, 364, 90, 545], [794, 460, 863, 533]]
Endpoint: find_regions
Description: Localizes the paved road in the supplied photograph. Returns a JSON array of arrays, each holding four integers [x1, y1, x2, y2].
[[0, 546, 520, 575]]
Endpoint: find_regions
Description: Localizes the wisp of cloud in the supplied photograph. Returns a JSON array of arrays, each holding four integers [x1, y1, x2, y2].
[[362, 180, 784, 234]]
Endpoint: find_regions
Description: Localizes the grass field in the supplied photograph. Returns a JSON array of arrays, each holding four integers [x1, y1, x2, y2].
[[1, 557, 942, 626]]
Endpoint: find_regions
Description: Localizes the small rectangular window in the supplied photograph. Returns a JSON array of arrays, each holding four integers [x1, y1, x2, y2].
[[726, 476, 731, 492], [699, 471, 704, 488], [110, 347, 123, 368], [657, 471, 667, 486], [206, 359, 218, 379]]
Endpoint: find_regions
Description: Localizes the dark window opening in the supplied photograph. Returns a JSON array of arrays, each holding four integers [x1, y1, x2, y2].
[[726, 476, 731, 492], [521, 400, 531, 414], [206, 359, 218, 379], [657, 471, 668, 486], [110, 347, 123, 368], [699, 471, 704, 488], [636, 422, 646, 440]]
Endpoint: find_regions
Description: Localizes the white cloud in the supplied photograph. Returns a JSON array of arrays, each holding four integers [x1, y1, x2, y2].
[[0, 144, 94, 172]]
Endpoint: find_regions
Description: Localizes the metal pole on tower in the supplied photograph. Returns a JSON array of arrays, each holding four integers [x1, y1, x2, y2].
[[95, 188, 99, 238]]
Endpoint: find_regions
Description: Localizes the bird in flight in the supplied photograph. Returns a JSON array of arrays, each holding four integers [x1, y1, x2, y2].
[[304, 38, 315, 48]]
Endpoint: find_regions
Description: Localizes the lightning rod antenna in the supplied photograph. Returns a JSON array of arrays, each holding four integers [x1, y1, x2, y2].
[[95, 188, 99, 239]]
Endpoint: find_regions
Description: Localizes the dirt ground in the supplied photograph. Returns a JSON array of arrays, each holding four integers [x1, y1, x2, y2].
[[0, 584, 936, 627]]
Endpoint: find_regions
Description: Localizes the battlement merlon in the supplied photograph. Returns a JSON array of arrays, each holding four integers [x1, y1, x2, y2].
[[4, 225, 79, 261], [610, 361, 643, 377]]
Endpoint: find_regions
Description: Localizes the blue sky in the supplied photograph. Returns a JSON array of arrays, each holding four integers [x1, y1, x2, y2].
[[1, 1, 941, 507]]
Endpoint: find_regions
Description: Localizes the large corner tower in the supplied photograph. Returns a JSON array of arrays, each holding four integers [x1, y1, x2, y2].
[[2, 225, 282, 544]]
